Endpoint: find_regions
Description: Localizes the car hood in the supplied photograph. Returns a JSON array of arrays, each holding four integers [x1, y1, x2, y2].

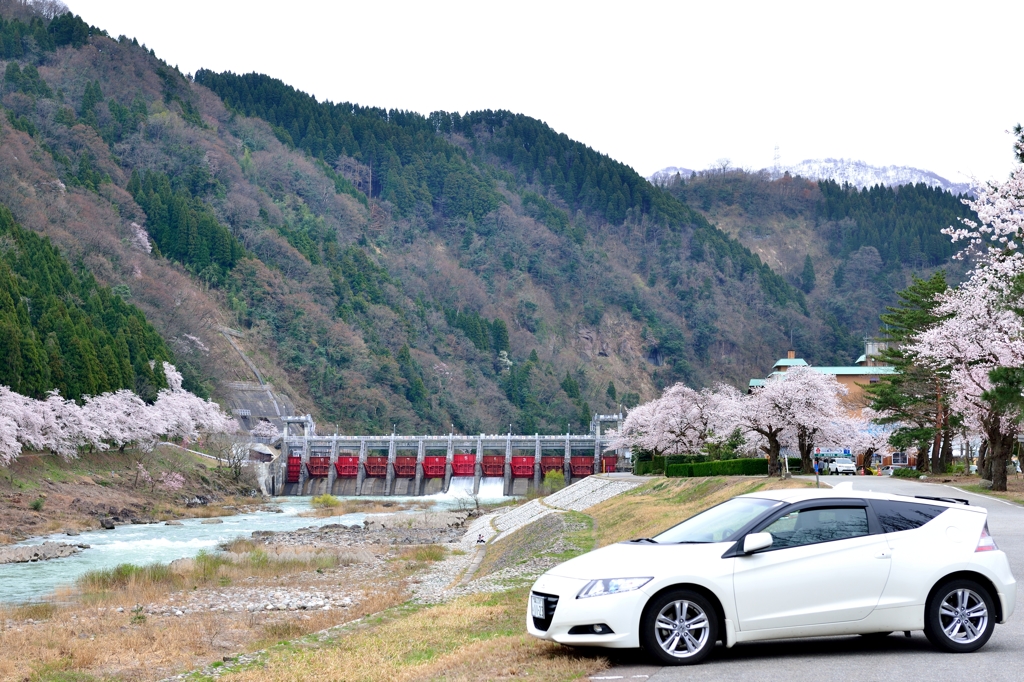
[[543, 540, 733, 579]]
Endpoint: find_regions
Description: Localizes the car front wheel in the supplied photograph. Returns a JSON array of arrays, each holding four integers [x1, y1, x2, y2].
[[924, 579, 995, 653], [640, 589, 718, 665]]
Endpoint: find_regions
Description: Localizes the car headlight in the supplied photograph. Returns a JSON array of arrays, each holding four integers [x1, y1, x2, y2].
[[576, 577, 652, 599]]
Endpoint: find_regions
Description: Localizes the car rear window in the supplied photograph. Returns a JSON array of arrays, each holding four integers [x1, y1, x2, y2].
[[870, 499, 945, 533]]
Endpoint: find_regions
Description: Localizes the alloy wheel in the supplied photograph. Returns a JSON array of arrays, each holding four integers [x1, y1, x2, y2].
[[654, 599, 710, 658], [938, 588, 988, 644]]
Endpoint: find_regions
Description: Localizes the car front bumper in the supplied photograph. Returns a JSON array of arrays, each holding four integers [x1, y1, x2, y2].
[[526, 573, 646, 648]]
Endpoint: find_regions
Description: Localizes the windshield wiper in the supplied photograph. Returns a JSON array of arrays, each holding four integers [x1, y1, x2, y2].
[[628, 537, 658, 544]]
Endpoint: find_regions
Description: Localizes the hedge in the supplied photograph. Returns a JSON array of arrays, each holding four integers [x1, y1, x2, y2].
[[665, 457, 803, 477]]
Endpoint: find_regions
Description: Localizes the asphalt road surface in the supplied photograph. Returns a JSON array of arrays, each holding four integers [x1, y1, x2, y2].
[[587, 476, 1024, 682]]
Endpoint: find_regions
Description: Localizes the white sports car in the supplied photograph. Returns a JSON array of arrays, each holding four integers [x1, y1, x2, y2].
[[527, 486, 1016, 665]]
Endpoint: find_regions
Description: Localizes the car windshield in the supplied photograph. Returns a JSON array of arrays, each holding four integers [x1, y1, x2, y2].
[[835, 458, 852, 464], [651, 497, 782, 544]]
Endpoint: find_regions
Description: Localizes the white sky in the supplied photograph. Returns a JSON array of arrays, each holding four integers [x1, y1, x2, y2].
[[65, 0, 1024, 184]]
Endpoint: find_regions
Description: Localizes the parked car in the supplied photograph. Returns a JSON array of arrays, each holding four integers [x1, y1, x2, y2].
[[528, 487, 1016, 665], [831, 457, 857, 475], [880, 465, 902, 476]]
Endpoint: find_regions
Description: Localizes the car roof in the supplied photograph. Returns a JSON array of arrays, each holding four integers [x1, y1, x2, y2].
[[739, 485, 985, 512]]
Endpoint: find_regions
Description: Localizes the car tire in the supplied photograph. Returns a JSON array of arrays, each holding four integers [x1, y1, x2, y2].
[[924, 579, 995, 653], [640, 589, 718, 666]]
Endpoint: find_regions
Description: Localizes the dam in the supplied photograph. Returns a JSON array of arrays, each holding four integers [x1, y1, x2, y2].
[[269, 414, 624, 497]]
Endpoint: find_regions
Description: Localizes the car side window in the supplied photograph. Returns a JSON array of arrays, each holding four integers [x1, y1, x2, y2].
[[870, 500, 945, 533], [762, 507, 869, 549]]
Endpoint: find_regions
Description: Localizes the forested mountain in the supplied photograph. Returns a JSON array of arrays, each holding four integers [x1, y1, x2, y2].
[[0, 6, 971, 434], [661, 169, 974, 361], [0, 205, 171, 400]]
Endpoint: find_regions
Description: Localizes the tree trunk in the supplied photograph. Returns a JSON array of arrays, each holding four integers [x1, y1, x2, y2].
[[916, 439, 931, 473], [977, 440, 988, 476], [940, 427, 954, 474], [797, 428, 813, 476], [766, 434, 781, 477], [987, 429, 1013, 492], [932, 387, 944, 474]]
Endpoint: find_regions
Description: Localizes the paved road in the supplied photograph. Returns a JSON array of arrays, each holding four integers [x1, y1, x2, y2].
[[588, 476, 1024, 681]]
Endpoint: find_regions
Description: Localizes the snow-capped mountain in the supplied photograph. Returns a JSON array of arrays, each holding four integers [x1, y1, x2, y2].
[[648, 159, 975, 195], [784, 158, 974, 195], [648, 166, 696, 184]]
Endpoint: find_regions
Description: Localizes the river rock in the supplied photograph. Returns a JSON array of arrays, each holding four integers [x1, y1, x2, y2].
[[100, 519, 115, 530], [65, 530, 79, 536], [165, 520, 183, 526], [201, 518, 224, 524], [0, 541, 83, 564]]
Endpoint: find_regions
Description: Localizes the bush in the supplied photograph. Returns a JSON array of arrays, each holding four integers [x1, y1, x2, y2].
[[891, 467, 922, 479], [542, 470, 565, 493], [666, 458, 770, 477], [634, 458, 666, 475], [30, 497, 45, 511], [311, 494, 341, 508]]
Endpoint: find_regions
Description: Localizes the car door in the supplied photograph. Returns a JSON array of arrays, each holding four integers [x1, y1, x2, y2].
[[732, 501, 892, 631]]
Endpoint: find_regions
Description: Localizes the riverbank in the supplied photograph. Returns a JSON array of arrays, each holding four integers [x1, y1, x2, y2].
[[1, 476, 811, 681], [0, 448, 263, 545]]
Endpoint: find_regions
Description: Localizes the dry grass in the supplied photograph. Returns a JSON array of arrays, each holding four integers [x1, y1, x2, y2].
[[64, 546, 369, 607], [394, 545, 447, 563], [298, 498, 433, 518], [591, 476, 813, 546], [222, 587, 603, 682], [0, 552, 404, 682]]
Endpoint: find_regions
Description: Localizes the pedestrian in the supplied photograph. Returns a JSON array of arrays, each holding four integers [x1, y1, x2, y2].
[[477, 533, 485, 544]]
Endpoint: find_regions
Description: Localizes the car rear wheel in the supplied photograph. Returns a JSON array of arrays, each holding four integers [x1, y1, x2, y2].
[[924, 579, 995, 653], [640, 589, 718, 665]]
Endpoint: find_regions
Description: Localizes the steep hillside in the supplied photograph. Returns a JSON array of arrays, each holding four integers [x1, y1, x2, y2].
[[1, 7, 867, 435]]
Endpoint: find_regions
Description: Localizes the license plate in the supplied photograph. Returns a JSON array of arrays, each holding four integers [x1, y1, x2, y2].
[[531, 594, 546, 618]]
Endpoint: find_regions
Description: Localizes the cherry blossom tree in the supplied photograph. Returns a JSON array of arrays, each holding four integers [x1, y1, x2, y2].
[[608, 384, 735, 457], [250, 420, 280, 440], [0, 363, 235, 468], [912, 258, 1024, 490], [81, 390, 164, 452], [723, 367, 854, 476], [912, 147, 1024, 491], [151, 362, 236, 443], [783, 369, 857, 474]]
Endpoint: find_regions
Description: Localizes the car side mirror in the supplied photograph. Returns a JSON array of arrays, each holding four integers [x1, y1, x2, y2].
[[743, 532, 773, 554]]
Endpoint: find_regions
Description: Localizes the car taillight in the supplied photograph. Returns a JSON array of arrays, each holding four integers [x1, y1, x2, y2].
[[976, 522, 998, 552]]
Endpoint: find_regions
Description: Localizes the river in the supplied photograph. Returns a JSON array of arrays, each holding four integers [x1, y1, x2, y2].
[[0, 477, 511, 604]]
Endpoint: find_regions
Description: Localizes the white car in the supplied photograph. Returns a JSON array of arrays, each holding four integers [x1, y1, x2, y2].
[[831, 457, 857, 475], [527, 487, 1016, 665], [881, 465, 902, 476]]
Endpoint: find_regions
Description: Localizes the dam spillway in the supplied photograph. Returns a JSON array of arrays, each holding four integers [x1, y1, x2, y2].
[[269, 415, 623, 497]]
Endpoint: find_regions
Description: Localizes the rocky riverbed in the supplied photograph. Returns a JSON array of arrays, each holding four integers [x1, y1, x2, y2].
[[0, 540, 90, 564]]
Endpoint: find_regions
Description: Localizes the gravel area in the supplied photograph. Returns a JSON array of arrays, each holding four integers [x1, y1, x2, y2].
[[410, 512, 499, 604]]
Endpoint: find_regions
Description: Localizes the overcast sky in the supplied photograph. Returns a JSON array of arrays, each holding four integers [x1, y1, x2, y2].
[[65, 0, 1024, 184]]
